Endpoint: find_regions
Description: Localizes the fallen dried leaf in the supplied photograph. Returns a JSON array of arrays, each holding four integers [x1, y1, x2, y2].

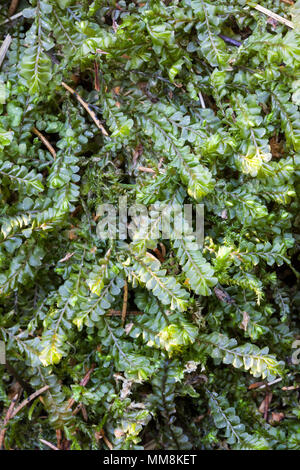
[[271, 412, 284, 422], [270, 136, 284, 158], [240, 311, 250, 332], [214, 287, 235, 304], [68, 228, 77, 240], [248, 381, 265, 390], [259, 392, 272, 420], [133, 143, 143, 165]]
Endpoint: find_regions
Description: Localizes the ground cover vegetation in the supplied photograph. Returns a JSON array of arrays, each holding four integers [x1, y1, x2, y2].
[[0, 0, 299, 450]]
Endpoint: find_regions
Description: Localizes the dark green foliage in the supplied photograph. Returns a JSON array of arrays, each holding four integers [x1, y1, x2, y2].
[[0, 0, 299, 450]]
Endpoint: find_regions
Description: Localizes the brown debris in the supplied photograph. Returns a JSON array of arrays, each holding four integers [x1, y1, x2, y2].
[[58, 252, 75, 263], [282, 385, 300, 391], [40, 439, 59, 450], [239, 311, 250, 332], [94, 61, 100, 92], [8, 0, 19, 17], [0, 393, 19, 449], [67, 364, 95, 411], [10, 385, 50, 420], [153, 246, 165, 263], [107, 309, 143, 316], [270, 135, 284, 159], [138, 166, 156, 174], [32, 127, 56, 159], [252, 4, 294, 29], [133, 143, 143, 165], [0, 35, 12, 68], [248, 381, 265, 390], [121, 281, 128, 327], [61, 81, 108, 136], [258, 392, 272, 421], [214, 286, 235, 304], [271, 412, 285, 423], [56, 429, 62, 449], [68, 227, 78, 240]]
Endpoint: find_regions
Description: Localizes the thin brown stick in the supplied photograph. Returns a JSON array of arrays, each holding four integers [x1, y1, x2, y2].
[[103, 434, 113, 450], [40, 439, 59, 450], [252, 4, 294, 29], [282, 385, 300, 391], [72, 403, 82, 417], [71, 403, 88, 421], [67, 364, 95, 410], [32, 127, 56, 159], [0, 35, 12, 68], [256, 377, 283, 389], [0, 11, 23, 26], [99, 430, 113, 450], [56, 429, 62, 450], [153, 247, 165, 263], [8, 0, 19, 16], [280, 0, 294, 4], [10, 385, 50, 419], [121, 281, 128, 327], [81, 404, 88, 422], [94, 61, 100, 92], [0, 393, 19, 449], [159, 242, 166, 259], [107, 309, 143, 316], [138, 166, 156, 174], [61, 82, 108, 136]]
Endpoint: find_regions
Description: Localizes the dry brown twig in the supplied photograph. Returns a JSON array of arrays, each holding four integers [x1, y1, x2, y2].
[[56, 429, 62, 449], [8, 0, 19, 17], [99, 429, 113, 450], [153, 246, 165, 263], [0, 35, 12, 68], [10, 385, 50, 419], [58, 252, 75, 263], [138, 166, 156, 174], [32, 127, 57, 159], [282, 384, 300, 391], [94, 61, 100, 91], [0, 393, 20, 449], [251, 4, 294, 29], [40, 439, 59, 450], [258, 392, 272, 421], [61, 81, 108, 136], [107, 309, 143, 316], [67, 364, 95, 410], [0, 11, 23, 26], [121, 281, 128, 326]]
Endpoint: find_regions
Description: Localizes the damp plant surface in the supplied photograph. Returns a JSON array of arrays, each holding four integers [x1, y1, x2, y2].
[[0, 0, 299, 450]]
